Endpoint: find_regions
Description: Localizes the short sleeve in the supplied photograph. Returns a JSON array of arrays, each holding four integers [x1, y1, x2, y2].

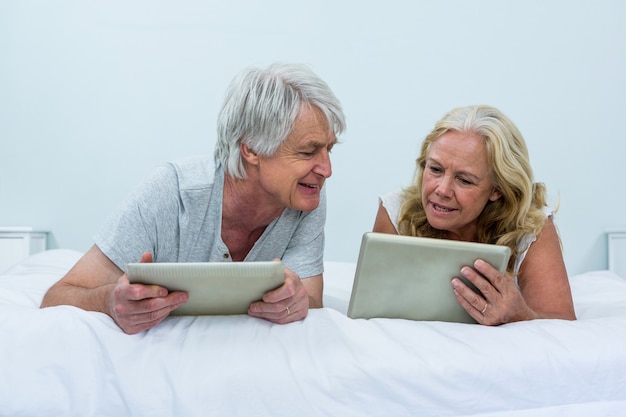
[[94, 165, 182, 270], [379, 190, 403, 233]]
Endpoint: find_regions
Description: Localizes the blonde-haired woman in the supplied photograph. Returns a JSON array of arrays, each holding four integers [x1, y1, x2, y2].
[[373, 105, 576, 325]]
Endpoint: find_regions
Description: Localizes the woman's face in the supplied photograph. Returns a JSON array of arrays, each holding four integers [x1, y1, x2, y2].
[[421, 131, 502, 241]]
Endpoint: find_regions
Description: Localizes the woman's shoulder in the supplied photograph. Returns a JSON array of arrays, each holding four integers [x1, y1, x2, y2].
[[378, 190, 404, 233], [379, 190, 403, 207], [512, 206, 554, 275]]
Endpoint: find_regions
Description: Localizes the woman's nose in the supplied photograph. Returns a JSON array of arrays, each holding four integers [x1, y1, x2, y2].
[[435, 175, 453, 197]]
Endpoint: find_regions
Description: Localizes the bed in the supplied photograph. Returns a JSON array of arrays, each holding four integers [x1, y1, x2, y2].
[[1, 248, 626, 417]]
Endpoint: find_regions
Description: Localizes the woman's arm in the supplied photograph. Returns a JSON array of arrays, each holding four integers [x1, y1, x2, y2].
[[372, 202, 399, 234], [516, 216, 576, 320]]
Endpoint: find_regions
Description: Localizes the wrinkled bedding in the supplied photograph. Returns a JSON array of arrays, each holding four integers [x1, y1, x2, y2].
[[1, 249, 626, 417]]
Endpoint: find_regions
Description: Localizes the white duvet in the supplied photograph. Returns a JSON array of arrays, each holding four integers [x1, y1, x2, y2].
[[1, 249, 626, 417]]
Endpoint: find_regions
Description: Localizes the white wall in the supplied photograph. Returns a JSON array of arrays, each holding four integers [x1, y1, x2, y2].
[[1, 1, 625, 276]]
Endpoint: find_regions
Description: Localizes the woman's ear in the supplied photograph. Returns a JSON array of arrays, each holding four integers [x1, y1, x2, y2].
[[489, 187, 502, 202], [240, 143, 259, 166]]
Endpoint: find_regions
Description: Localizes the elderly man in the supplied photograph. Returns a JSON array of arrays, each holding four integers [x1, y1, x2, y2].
[[41, 63, 346, 334]]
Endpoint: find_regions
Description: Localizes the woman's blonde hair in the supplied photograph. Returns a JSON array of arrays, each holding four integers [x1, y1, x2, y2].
[[398, 105, 548, 273]]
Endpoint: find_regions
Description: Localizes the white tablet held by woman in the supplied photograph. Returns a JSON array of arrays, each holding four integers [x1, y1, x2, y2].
[[347, 233, 511, 323]]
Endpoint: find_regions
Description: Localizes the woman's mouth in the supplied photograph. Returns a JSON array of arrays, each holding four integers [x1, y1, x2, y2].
[[431, 202, 455, 213]]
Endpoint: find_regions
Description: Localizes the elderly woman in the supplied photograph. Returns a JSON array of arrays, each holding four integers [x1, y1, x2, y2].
[[373, 105, 575, 325], [42, 63, 346, 334]]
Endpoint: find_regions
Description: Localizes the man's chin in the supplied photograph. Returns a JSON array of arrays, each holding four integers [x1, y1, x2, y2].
[[292, 197, 320, 212]]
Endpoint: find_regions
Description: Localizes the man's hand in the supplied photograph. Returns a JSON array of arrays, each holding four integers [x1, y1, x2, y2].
[[109, 252, 189, 334], [247, 262, 311, 324]]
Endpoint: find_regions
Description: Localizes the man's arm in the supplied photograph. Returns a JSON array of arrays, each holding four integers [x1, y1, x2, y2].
[[302, 274, 323, 308], [41, 245, 188, 334], [41, 245, 124, 312]]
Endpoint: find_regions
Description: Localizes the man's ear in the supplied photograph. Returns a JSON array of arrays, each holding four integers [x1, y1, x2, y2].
[[240, 143, 259, 166]]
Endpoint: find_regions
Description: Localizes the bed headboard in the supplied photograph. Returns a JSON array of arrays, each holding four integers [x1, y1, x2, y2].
[[607, 229, 626, 278]]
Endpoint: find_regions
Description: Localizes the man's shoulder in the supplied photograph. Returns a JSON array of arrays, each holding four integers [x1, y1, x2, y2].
[[166, 155, 216, 191]]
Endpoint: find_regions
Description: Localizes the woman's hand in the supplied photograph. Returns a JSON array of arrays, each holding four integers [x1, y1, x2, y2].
[[451, 259, 537, 325]]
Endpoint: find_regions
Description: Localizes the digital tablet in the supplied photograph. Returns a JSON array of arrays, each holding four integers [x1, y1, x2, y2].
[[127, 261, 285, 316], [347, 232, 511, 323]]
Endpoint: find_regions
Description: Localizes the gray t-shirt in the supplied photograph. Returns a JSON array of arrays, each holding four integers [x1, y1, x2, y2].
[[95, 155, 325, 279]]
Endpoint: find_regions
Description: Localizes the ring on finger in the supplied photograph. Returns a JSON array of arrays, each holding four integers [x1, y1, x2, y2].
[[286, 306, 290, 316], [481, 303, 488, 314]]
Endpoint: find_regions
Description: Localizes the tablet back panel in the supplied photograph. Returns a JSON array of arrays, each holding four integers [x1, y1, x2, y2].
[[127, 262, 284, 316], [347, 233, 511, 323]]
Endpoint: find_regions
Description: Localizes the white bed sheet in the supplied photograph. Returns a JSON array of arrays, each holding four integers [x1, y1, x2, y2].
[[1, 249, 626, 417]]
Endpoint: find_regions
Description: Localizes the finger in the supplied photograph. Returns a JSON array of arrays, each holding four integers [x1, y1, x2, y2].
[[116, 292, 188, 332], [452, 284, 493, 325], [458, 266, 491, 298], [262, 283, 292, 304], [453, 291, 481, 322], [452, 278, 488, 314], [120, 311, 169, 335], [473, 259, 506, 287], [248, 297, 307, 323], [248, 298, 291, 317], [249, 266, 308, 323], [130, 296, 187, 323], [249, 307, 305, 324], [139, 252, 153, 263], [262, 268, 300, 304], [118, 277, 169, 302], [115, 307, 162, 334], [114, 278, 187, 316], [136, 290, 188, 313]]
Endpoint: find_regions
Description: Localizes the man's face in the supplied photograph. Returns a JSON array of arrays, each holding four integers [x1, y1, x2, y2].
[[253, 105, 336, 212]]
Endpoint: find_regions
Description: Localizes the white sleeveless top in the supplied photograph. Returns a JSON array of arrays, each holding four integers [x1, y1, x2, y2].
[[379, 191, 551, 282]]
